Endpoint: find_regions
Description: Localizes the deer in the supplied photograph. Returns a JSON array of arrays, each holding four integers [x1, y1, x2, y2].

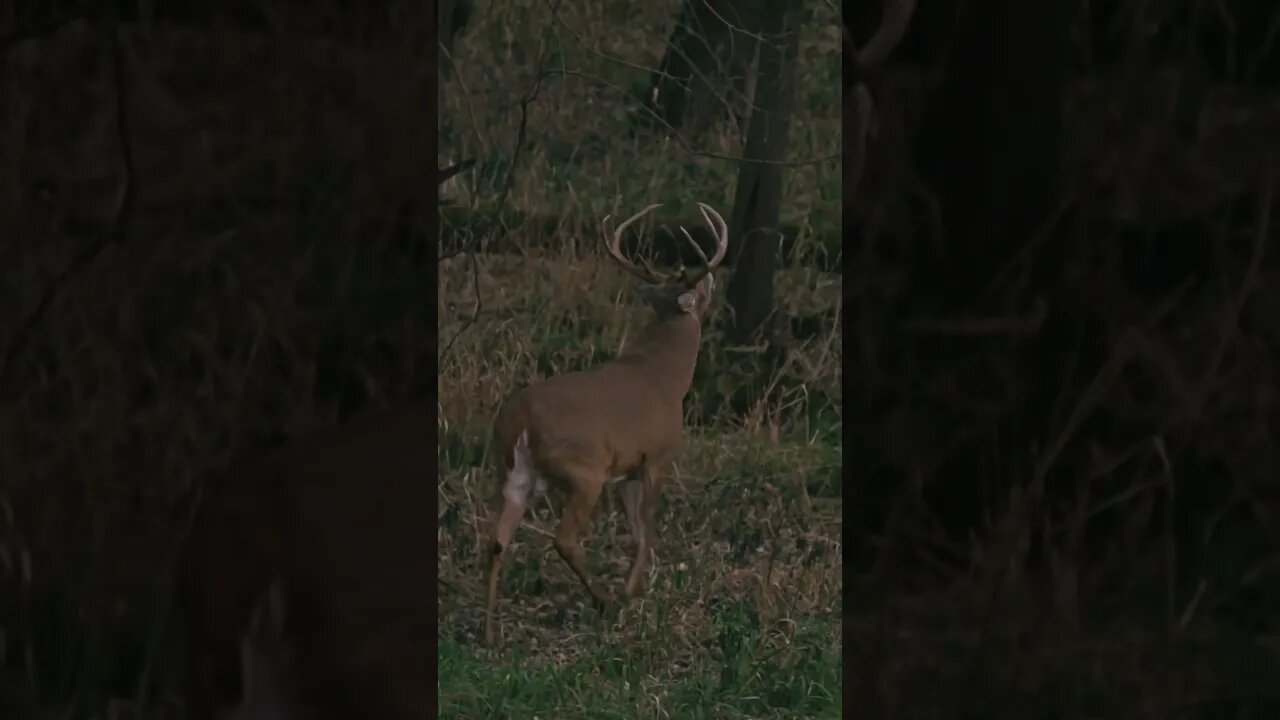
[[181, 404, 433, 720], [484, 202, 729, 646]]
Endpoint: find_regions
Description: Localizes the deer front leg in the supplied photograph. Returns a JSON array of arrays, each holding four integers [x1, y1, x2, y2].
[[553, 472, 613, 608]]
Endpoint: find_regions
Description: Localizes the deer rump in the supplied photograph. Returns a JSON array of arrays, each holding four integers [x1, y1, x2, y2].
[[179, 405, 433, 720]]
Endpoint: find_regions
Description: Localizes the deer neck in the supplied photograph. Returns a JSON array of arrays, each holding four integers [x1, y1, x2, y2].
[[617, 313, 703, 398]]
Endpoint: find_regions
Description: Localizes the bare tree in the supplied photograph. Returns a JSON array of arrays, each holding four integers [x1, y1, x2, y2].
[[437, 0, 472, 118], [632, 0, 766, 143], [438, 0, 472, 80], [722, 0, 802, 345], [725, 0, 916, 347]]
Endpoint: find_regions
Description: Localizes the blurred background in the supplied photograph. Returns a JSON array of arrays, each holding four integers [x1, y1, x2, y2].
[[847, 1, 1280, 717], [1, 1, 433, 717]]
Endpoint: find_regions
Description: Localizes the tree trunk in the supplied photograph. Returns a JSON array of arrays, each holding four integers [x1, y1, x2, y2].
[[437, 0, 472, 120], [914, 0, 1069, 309], [724, 0, 801, 345], [632, 0, 764, 143], [437, 0, 471, 79]]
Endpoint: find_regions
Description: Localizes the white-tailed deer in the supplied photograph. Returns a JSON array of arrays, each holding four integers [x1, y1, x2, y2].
[[182, 405, 433, 720], [484, 203, 729, 645]]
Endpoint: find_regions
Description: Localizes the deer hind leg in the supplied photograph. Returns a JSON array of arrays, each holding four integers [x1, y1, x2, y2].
[[485, 432, 537, 645], [619, 476, 649, 597], [620, 465, 662, 597], [552, 466, 613, 608]]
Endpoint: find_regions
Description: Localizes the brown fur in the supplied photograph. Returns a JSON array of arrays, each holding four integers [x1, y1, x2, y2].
[[492, 313, 702, 476]]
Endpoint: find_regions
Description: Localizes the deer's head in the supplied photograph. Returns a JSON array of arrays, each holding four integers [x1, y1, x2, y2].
[[604, 203, 730, 323]]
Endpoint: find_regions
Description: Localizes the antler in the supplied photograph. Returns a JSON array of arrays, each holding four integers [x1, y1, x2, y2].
[[604, 203, 669, 284], [605, 203, 729, 286], [680, 202, 729, 286]]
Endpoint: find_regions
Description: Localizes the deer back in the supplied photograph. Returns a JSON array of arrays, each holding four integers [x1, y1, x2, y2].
[[493, 312, 704, 476]]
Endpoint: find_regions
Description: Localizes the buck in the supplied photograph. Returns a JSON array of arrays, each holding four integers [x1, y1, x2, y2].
[[484, 202, 729, 645]]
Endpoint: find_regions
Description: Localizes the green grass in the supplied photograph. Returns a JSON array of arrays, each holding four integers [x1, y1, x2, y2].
[[439, 611, 840, 720], [437, 245, 842, 719]]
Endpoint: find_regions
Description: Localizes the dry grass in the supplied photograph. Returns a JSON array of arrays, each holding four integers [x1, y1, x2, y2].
[[437, 250, 842, 718], [436, 2, 842, 715]]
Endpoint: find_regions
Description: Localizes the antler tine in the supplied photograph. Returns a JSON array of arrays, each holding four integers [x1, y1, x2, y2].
[[678, 226, 710, 267], [604, 203, 668, 284], [697, 202, 729, 268], [683, 202, 729, 285]]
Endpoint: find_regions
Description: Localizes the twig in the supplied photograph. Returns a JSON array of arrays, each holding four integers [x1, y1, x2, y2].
[[439, 11, 555, 361], [544, 68, 839, 168], [1181, 162, 1272, 426], [443, 39, 491, 156], [545, 0, 751, 133], [543, 1, 838, 168], [1033, 328, 1140, 491], [438, 158, 476, 185]]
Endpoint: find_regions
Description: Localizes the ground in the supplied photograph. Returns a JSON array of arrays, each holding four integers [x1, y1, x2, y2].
[[437, 253, 843, 719]]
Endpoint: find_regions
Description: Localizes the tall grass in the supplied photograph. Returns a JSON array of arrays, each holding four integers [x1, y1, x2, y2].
[[438, 0, 842, 717]]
